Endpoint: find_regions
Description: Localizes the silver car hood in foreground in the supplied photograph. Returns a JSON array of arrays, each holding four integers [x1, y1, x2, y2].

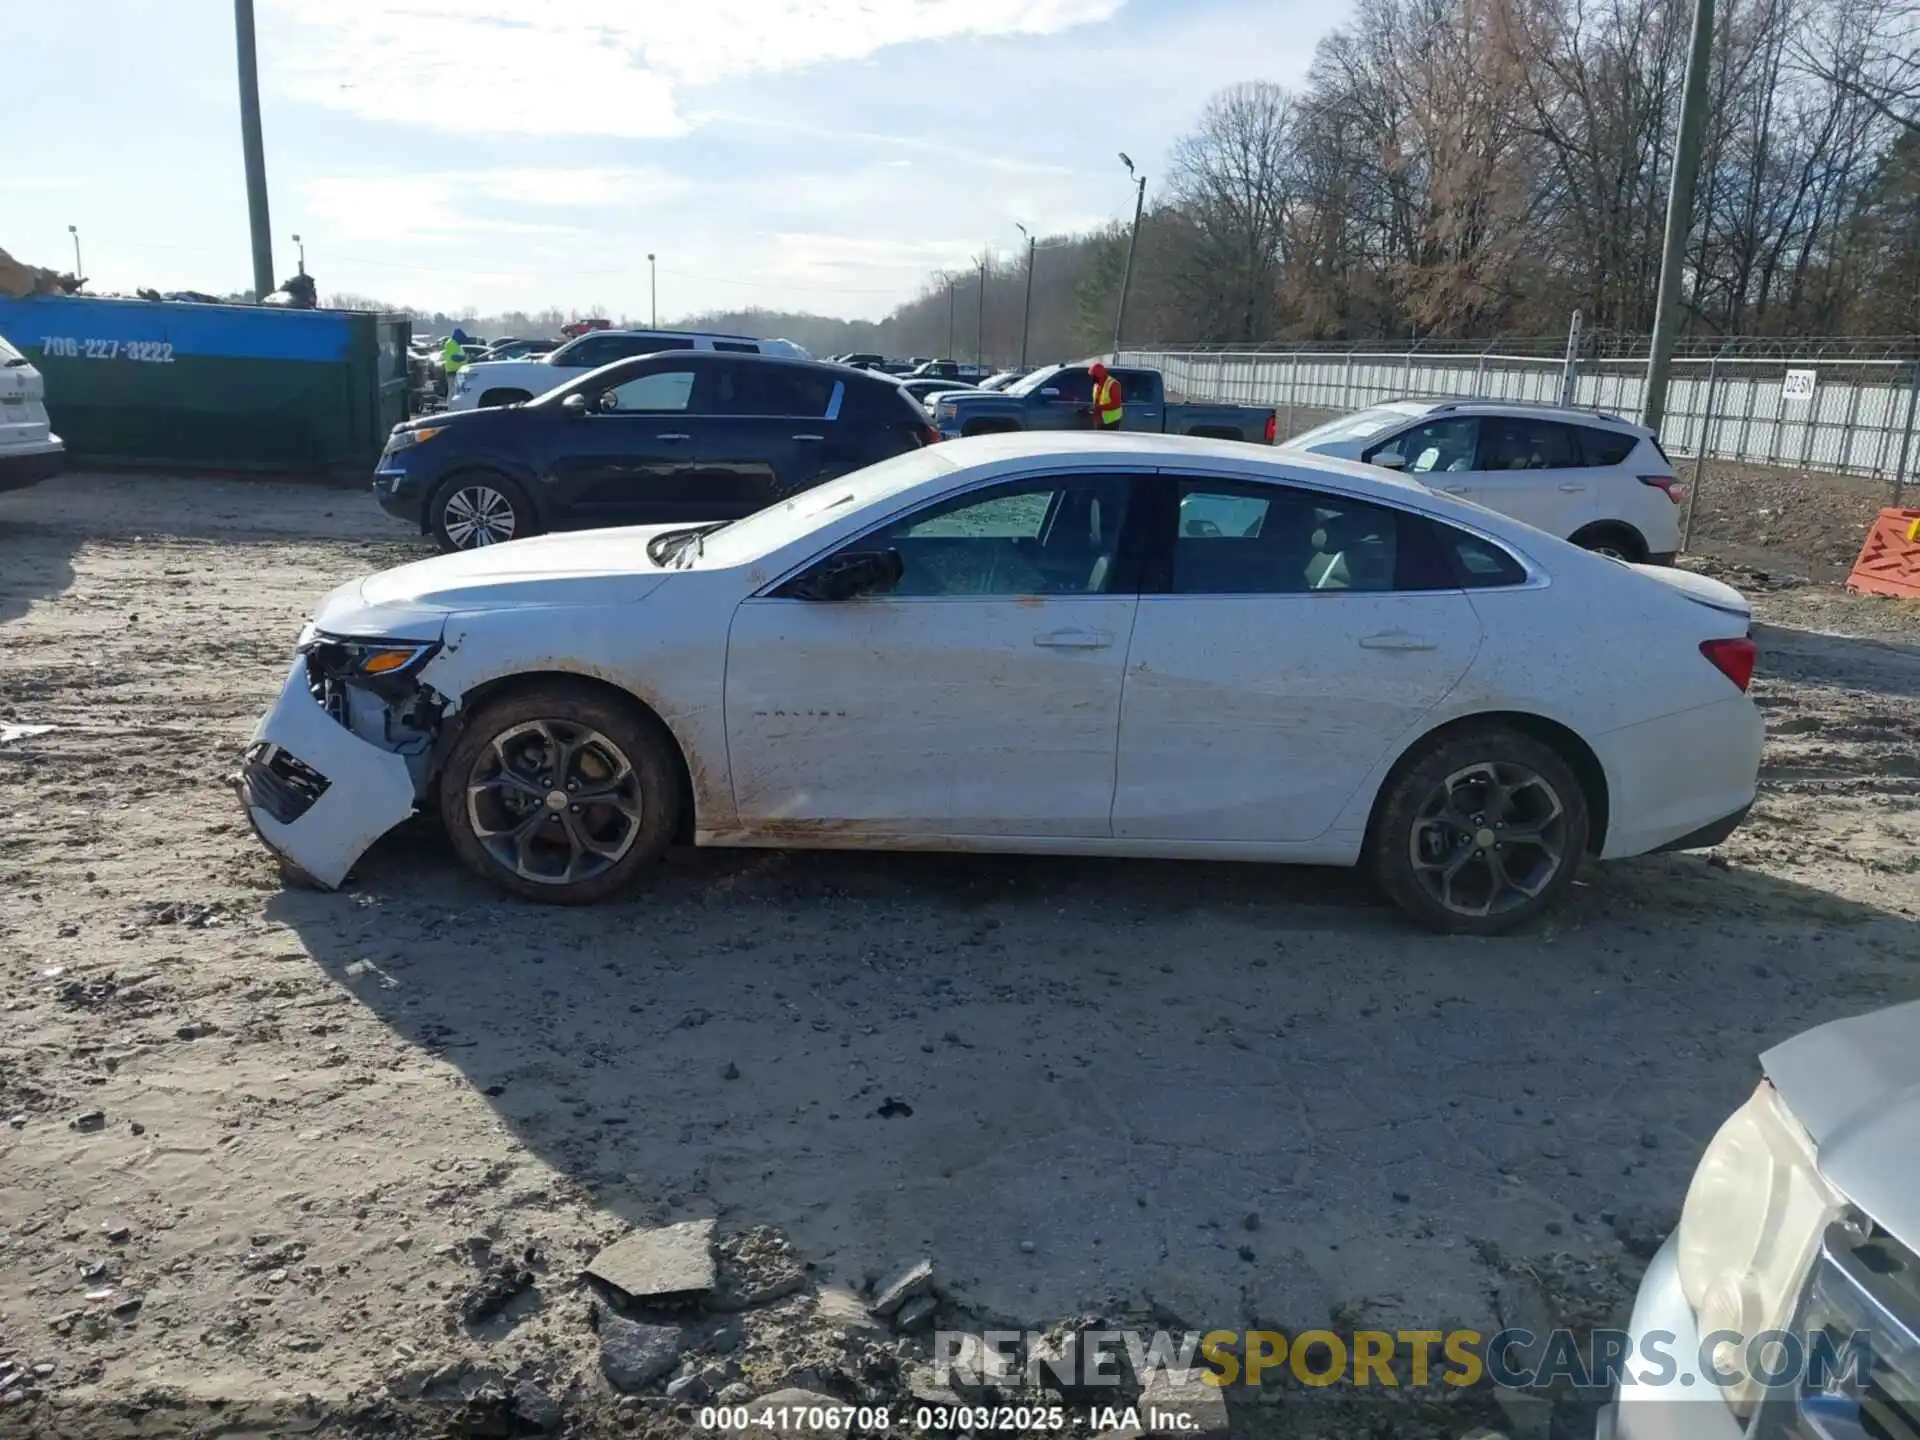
[[1763, 1000, 1920, 1253]]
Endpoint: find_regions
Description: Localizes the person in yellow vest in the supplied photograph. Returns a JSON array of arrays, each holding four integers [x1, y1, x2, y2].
[[1087, 361, 1124, 430]]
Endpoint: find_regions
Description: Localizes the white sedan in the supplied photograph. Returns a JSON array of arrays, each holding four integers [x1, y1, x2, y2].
[[237, 433, 1763, 934]]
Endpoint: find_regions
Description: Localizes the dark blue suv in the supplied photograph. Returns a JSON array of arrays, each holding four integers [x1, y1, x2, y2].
[[375, 352, 938, 551]]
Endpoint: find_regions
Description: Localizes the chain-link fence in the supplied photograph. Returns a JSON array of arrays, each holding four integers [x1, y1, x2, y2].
[[1117, 341, 1920, 506]]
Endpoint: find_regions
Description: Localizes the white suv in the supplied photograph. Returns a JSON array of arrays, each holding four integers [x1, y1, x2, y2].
[[0, 333, 64, 493], [1285, 399, 1684, 563], [448, 329, 810, 411]]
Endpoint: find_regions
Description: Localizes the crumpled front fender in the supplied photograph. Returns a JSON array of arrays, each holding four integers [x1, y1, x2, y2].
[[235, 657, 419, 889]]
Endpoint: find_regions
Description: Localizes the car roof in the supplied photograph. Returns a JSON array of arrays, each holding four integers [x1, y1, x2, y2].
[[1387, 396, 1647, 432], [608, 350, 885, 381], [582, 328, 766, 343]]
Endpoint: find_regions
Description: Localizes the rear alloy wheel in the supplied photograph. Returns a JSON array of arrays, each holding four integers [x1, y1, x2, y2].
[[430, 473, 536, 552], [1368, 727, 1590, 934], [439, 684, 679, 903]]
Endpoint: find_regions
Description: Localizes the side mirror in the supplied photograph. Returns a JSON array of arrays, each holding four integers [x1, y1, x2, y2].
[[1038, 387, 1061, 400], [792, 549, 903, 601], [562, 393, 590, 417], [1371, 451, 1407, 471]]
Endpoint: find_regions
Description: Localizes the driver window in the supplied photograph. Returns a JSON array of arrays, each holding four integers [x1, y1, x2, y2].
[[1045, 370, 1094, 405], [1366, 417, 1477, 474], [602, 370, 695, 413], [854, 474, 1133, 597]]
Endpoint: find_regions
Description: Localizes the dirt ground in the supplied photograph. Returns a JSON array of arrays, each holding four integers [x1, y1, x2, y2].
[[0, 471, 1916, 1439]]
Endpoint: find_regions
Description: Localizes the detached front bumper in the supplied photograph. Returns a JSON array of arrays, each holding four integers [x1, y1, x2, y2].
[[235, 656, 420, 889]]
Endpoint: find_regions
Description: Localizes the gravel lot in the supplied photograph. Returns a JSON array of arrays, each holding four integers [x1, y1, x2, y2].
[[1, 471, 1915, 1438]]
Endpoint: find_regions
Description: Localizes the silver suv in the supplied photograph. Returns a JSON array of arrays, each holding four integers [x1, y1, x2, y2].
[[1285, 399, 1685, 563]]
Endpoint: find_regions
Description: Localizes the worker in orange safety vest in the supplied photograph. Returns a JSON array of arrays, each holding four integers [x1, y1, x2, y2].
[[1087, 361, 1124, 429]]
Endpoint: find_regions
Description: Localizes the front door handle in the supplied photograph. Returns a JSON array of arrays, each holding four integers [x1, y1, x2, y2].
[[1558, 482, 1585, 492], [1441, 484, 1468, 494], [1033, 629, 1112, 649], [657, 432, 691, 442], [792, 434, 825, 442], [1359, 632, 1439, 651]]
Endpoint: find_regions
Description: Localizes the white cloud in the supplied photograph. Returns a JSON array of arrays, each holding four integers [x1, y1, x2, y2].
[[300, 167, 687, 242], [263, 0, 1122, 137]]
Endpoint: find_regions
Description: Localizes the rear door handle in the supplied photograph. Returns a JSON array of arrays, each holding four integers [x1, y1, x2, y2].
[[792, 434, 825, 442], [1359, 632, 1439, 651], [1558, 483, 1585, 492], [1033, 629, 1112, 649], [657, 432, 691, 442], [1441, 484, 1468, 494]]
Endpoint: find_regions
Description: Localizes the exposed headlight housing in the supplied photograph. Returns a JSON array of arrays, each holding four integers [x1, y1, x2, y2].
[[300, 633, 438, 679], [1675, 1080, 1847, 1411]]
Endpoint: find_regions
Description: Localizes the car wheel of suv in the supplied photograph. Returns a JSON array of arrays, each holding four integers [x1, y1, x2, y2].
[[1568, 523, 1647, 563], [439, 683, 681, 904], [429, 472, 538, 552], [1367, 725, 1590, 935]]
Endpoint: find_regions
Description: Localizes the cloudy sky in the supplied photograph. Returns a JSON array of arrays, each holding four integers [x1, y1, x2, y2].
[[8, 0, 1340, 322]]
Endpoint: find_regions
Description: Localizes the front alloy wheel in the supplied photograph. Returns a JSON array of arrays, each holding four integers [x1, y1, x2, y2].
[[466, 720, 644, 886], [441, 483, 518, 548], [439, 682, 681, 904]]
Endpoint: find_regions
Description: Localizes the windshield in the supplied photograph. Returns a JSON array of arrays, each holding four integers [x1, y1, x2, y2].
[[1287, 403, 1429, 448], [689, 447, 959, 569], [1005, 365, 1064, 396]]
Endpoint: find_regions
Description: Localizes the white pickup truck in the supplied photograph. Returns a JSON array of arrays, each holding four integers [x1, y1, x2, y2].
[[448, 329, 811, 411]]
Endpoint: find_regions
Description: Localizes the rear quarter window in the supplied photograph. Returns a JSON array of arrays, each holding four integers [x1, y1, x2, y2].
[[1576, 426, 1640, 466], [1429, 521, 1530, 587]]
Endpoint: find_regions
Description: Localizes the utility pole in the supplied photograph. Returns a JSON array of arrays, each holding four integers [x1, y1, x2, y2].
[[945, 275, 956, 359], [1641, 0, 1716, 434], [1015, 223, 1035, 370], [67, 225, 81, 280], [647, 254, 657, 327], [234, 0, 275, 300], [1113, 153, 1146, 355], [975, 253, 988, 366]]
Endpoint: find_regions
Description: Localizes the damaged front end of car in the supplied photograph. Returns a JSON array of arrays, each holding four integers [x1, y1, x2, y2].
[[235, 631, 450, 888]]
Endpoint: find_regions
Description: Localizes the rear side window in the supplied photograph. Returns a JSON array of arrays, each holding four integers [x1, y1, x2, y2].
[[1478, 417, 1579, 470], [712, 365, 835, 417], [714, 341, 760, 353], [1172, 481, 1408, 594], [1575, 426, 1638, 466], [610, 335, 695, 359]]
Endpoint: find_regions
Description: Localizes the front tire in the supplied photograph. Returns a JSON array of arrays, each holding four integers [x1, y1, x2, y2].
[[438, 683, 680, 904], [428, 472, 539, 552], [1367, 726, 1590, 935]]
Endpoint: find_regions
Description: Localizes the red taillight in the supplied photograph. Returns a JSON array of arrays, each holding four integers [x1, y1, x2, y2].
[[1700, 636, 1757, 691], [1639, 474, 1686, 504], [1264, 413, 1278, 444]]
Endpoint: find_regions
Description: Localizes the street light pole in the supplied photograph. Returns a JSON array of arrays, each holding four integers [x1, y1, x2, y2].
[[67, 225, 81, 280], [946, 276, 956, 359], [1015, 223, 1035, 370], [292, 233, 305, 275], [647, 253, 657, 327], [1642, 0, 1716, 433], [1112, 153, 1146, 355], [233, 0, 276, 300], [975, 253, 988, 367]]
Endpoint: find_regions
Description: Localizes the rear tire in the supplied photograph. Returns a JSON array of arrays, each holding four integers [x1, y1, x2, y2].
[[1569, 523, 1647, 563], [438, 682, 680, 904], [1366, 725, 1591, 935], [428, 472, 539, 552]]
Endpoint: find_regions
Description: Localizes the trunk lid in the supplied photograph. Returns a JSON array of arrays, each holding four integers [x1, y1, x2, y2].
[[1626, 562, 1751, 621]]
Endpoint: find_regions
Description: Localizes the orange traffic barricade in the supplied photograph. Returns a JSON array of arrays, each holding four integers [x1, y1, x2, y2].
[[1846, 507, 1920, 599]]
